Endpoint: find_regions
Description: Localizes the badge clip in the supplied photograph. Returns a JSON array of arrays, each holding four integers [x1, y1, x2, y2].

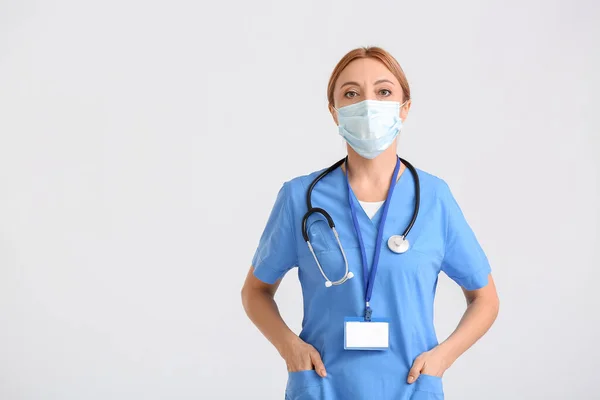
[[365, 303, 373, 322]]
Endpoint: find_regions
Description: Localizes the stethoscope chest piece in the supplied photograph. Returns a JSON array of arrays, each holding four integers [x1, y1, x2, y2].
[[387, 235, 410, 254]]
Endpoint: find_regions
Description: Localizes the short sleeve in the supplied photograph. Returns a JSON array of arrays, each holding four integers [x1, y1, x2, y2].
[[439, 179, 491, 290], [251, 182, 298, 284]]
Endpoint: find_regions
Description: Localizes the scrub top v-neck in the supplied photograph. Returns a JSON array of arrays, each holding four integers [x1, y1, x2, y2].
[[359, 200, 384, 220], [251, 163, 491, 400]]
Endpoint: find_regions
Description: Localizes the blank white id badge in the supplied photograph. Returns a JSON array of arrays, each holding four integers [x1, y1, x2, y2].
[[344, 317, 390, 350]]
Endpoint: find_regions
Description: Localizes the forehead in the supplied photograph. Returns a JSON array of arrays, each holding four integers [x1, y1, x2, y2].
[[335, 57, 399, 89]]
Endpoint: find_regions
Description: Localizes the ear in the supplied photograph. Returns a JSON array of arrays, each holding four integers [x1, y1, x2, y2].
[[329, 103, 339, 125], [400, 99, 412, 123]]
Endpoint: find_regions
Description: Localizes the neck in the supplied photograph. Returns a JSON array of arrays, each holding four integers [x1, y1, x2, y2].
[[345, 142, 399, 185]]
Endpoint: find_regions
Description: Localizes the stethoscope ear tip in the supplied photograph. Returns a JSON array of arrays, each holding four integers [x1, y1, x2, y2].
[[347, 271, 354, 279], [325, 281, 333, 288]]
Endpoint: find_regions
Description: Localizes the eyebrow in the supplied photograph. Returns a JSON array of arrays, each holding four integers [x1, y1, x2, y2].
[[340, 81, 361, 88], [340, 79, 396, 88], [374, 79, 395, 86]]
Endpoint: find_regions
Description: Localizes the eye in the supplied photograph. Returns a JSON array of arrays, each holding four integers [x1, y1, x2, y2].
[[344, 90, 358, 99], [379, 89, 392, 96]]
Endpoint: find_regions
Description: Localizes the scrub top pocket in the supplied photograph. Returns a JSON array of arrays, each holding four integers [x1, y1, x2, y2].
[[285, 370, 325, 400], [410, 374, 444, 400], [306, 219, 332, 253]]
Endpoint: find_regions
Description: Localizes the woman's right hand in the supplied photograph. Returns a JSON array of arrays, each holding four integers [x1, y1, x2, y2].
[[240, 270, 327, 378], [279, 335, 327, 377]]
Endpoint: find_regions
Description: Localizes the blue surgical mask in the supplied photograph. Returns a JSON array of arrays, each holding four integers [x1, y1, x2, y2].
[[336, 100, 405, 159]]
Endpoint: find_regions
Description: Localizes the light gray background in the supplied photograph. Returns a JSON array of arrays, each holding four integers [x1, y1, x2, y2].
[[1, 0, 598, 399]]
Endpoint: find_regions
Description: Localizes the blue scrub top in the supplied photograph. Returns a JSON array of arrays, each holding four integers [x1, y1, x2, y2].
[[251, 164, 491, 400]]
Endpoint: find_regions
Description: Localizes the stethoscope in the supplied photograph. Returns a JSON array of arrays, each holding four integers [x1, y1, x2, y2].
[[301, 156, 420, 287]]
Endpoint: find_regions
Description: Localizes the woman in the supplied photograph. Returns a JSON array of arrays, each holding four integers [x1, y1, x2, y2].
[[241, 46, 499, 400]]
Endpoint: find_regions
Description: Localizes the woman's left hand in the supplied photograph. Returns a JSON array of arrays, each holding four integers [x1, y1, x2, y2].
[[407, 346, 452, 383]]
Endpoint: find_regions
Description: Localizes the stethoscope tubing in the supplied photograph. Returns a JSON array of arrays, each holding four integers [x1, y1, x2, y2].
[[301, 156, 420, 286]]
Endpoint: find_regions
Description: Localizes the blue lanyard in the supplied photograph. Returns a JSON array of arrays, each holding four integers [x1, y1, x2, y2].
[[345, 157, 401, 321]]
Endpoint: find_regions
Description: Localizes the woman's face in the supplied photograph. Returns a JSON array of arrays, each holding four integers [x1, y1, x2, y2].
[[330, 57, 411, 125]]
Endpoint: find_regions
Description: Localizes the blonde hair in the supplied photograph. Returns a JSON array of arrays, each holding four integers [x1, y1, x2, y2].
[[327, 47, 411, 107]]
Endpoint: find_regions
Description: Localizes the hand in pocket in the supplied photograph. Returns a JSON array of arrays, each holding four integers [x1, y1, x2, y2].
[[407, 346, 450, 383], [280, 336, 327, 377]]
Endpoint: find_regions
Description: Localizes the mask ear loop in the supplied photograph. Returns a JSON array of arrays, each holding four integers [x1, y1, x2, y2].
[[399, 99, 409, 122], [332, 104, 341, 117]]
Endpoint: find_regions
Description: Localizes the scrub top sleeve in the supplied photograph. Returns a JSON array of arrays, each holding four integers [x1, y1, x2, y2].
[[439, 179, 492, 290], [251, 182, 298, 284]]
